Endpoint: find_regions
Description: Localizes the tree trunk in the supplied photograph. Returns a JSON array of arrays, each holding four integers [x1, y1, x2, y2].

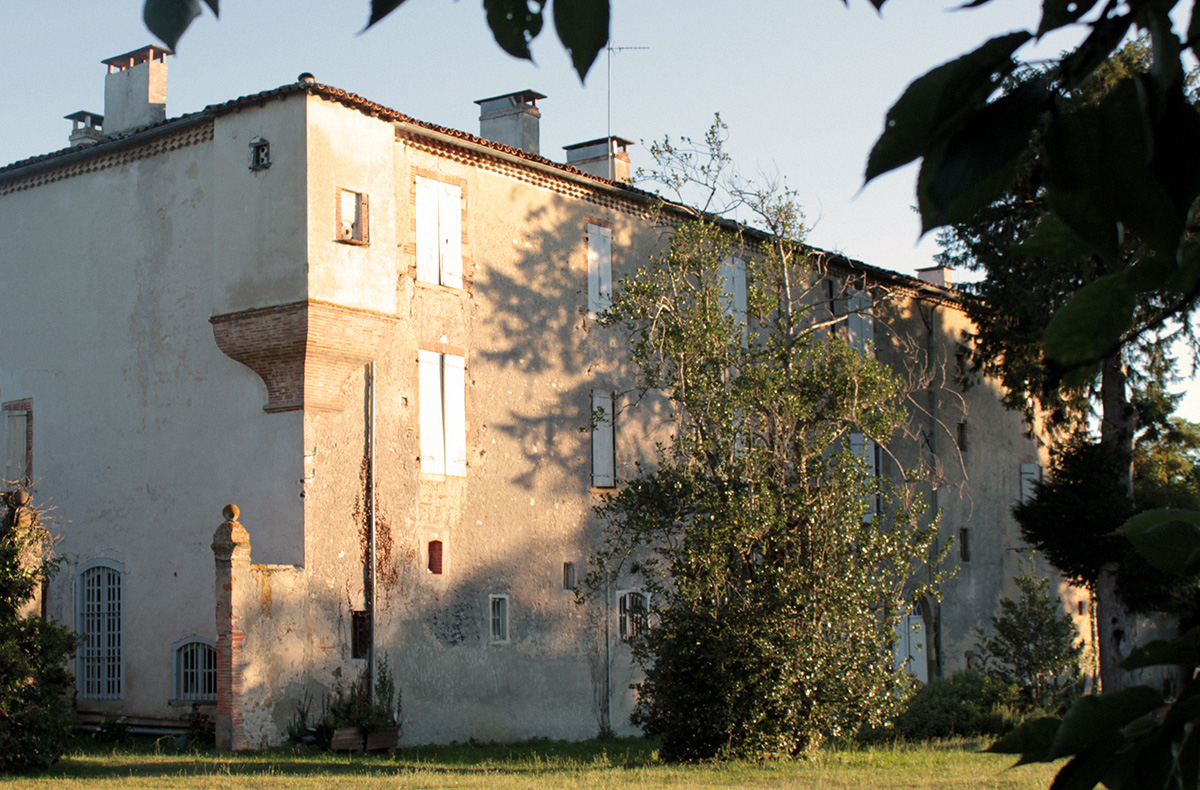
[[1096, 353, 1137, 692]]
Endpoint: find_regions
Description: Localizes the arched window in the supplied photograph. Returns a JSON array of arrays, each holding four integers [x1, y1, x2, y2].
[[618, 591, 648, 642], [174, 638, 217, 701], [78, 560, 123, 699]]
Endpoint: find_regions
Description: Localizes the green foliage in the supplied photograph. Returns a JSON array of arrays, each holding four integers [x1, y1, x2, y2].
[[0, 492, 78, 772], [973, 573, 1083, 711], [589, 131, 944, 760], [315, 656, 401, 747], [889, 672, 1021, 741]]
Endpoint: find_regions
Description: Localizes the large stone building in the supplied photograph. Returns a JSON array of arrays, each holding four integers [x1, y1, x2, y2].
[[0, 46, 1084, 747]]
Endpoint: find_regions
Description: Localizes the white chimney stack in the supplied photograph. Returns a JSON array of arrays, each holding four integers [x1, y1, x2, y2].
[[475, 90, 545, 154], [916, 265, 954, 289], [102, 46, 171, 137], [564, 136, 633, 182]]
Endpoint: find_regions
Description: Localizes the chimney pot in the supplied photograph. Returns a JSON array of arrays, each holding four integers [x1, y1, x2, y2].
[[65, 110, 105, 147]]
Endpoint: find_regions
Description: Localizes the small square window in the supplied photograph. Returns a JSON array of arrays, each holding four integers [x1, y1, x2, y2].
[[563, 562, 576, 591], [351, 610, 371, 659], [336, 188, 369, 245], [957, 421, 970, 452], [249, 137, 271, 171], [489, 595, 509, 643], [959, 527, 971, 563]]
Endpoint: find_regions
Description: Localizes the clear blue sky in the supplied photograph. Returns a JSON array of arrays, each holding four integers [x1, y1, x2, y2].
[[2, 0, 1196, 416]]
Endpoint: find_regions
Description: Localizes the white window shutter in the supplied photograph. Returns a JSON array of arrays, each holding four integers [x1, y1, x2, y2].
[[415, 178, 439, 283], [720, 256, 748, 345], [439, 183, 463, 289], [339, 189, 358, 240], [591, 390, 615, 488], [418, 350, 445, 474], [443, 354, 467, 476], [587, 224, 613, 314], [1020, 462, 1042, 504], [847, 290, 874, 354]]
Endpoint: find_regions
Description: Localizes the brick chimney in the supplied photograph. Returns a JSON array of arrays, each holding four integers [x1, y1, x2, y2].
[[64, 111, 104, 147], [102, 46, 171, 137], [564, 136, 633, 182], [475, 90, 545, 154]]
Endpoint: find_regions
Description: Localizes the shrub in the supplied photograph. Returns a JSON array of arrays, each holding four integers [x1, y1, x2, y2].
[[891, 672, 1021, 740], [0, 490, 78, 772]]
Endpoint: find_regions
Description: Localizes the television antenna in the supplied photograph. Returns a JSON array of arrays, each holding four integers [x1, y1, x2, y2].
[[606, 42, 648, 180]]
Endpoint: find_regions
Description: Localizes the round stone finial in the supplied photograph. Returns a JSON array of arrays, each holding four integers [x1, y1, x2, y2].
[[222, 503, 240, 522], [298, 72, 316, 84], [12, 490, 30, 507]]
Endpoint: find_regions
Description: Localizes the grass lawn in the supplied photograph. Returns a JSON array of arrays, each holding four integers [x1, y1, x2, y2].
[[3, 737, 1062, 789]]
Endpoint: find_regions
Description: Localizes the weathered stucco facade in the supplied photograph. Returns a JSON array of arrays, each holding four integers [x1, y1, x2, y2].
[[0, 48, 1086, 747]]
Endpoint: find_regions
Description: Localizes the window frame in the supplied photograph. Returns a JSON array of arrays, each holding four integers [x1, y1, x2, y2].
[[335, 187, 369, 245], [172, 637, 217, 703], [618, 590, 648, 642], [489, 594, 509, 644], [2, 399, 32, 489], [77, 559, 124, 700]]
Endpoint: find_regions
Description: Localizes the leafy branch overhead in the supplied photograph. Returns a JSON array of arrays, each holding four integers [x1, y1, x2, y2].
[[141, 0, 610, 80], [867, 0, 1200, 377]]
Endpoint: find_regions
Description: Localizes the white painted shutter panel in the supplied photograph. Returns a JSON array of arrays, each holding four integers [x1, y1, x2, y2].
[[339, 189, 358, 240], [719, 256, 748, 345], [894, 613, 928, 683], [418, 350, 445, 474], [415, 178, 439, 283], [439, 183, 463, 289], [443, 354, 467, 476], [849, 431, 876, 523], [847, 290, 873, 354], [1020, 462, 1043, 504], [587, 224, 613, 314], [591, 390, 615, 488]]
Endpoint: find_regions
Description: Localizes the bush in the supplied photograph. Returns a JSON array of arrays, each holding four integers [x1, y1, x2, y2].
[[0, 490, 78, 772], [315, 655, 401, 748], [890, 672, 1021, 740]]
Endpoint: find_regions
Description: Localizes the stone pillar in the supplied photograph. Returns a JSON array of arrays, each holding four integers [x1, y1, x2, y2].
[[212, 504, 251, 750]]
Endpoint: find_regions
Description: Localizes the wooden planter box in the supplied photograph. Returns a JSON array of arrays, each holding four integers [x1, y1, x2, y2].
[[365, 726, 400, 752], [328, 726, 364, 752]]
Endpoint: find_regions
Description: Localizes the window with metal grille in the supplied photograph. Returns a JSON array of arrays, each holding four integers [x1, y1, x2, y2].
[[174, 640, 216, 701], [489, 595, 508, 643], [428, 540, 443, 575], [2, 400, 31, 489], [618, 591, 647, 642], [249, 137, 271, 171], [78, 563, 123, 699], [351, 611, 371, 660]]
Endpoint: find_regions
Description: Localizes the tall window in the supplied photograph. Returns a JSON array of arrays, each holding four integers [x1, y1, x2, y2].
[[619, 591, 648, 641], [489, 595, 509, 643], [849, 432, 880, 523], [719, 256, 747, 346], [2, 400, 31, 488], [587, 223, 612, 315], [846, 289, 874, 354], [418, 350, 467, 476], [174, 639, 216, 701], [416, 176, 463, 288], [591, 390, 615, 488], [79, 562, 123, 699]]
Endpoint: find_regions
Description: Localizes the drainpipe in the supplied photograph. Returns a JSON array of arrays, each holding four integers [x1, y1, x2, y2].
[[927, 304, 943, 679], [367, 362, 377, 703]]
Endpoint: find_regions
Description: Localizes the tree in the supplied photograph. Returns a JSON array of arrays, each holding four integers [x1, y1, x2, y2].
[[585, 128, 944, 759], [0, 491, 77, 772], [974, 571, 1083, 711]]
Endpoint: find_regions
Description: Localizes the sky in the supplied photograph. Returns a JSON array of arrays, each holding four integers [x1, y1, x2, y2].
[[1, 0, 1196, 417]]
